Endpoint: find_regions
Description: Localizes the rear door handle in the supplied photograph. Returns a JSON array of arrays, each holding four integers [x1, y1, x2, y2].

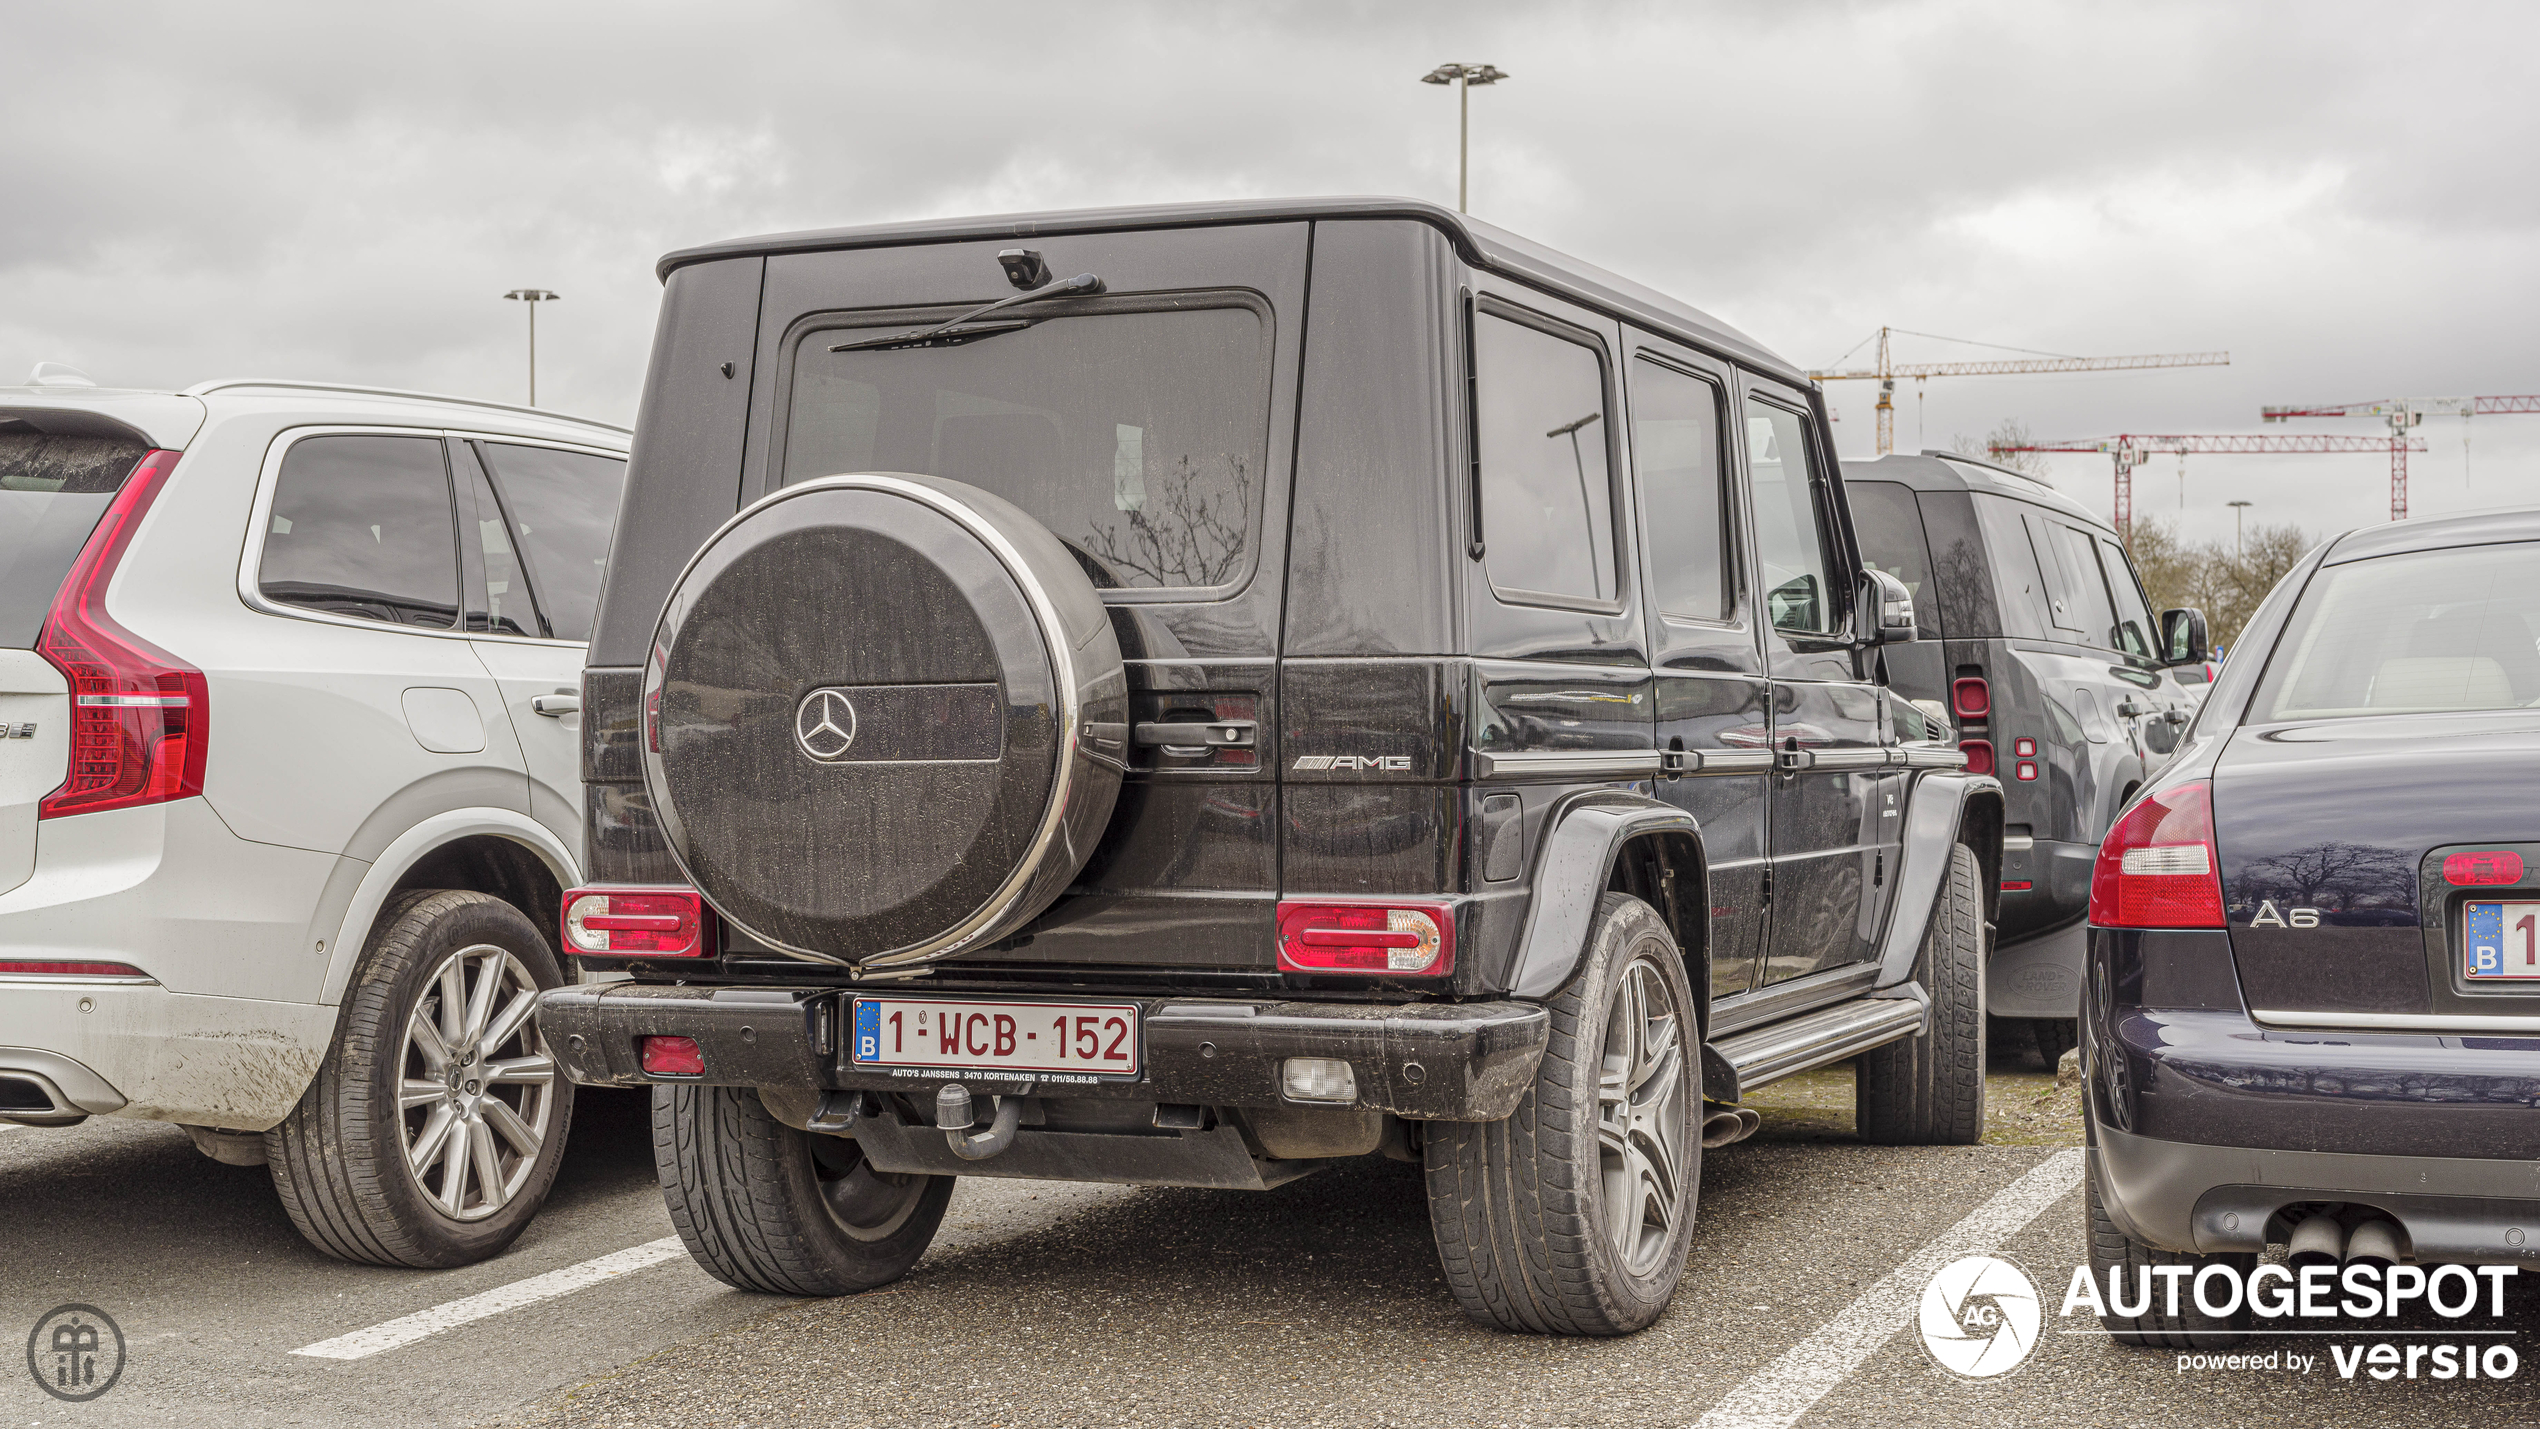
[[531, 693, 581, 718], [1133, 719, 1256, 749]]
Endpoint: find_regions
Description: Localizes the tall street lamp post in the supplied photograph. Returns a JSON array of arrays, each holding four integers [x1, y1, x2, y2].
[[2227, 499, 2253, 558], [503, 289, 560, 405], [1421, 62, 1508, 214]]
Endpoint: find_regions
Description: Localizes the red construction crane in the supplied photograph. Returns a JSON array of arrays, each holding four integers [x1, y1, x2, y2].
[[2260, 395, 2540, 520], [1989, 433, 2427, 544], [1810, 327, 2230, 455]]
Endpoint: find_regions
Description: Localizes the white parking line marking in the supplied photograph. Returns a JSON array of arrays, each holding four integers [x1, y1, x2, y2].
[[291, 1236, 689, 1360], [1695, 1147, 2086, 1429]]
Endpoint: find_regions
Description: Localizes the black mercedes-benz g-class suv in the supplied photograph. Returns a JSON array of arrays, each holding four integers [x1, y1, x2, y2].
[[1844, 452, 2209, 1064], [539, 199, 2004, 1336]]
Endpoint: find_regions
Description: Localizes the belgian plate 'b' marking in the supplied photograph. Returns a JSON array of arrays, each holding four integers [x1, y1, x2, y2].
[[794, 689, 859, 762]]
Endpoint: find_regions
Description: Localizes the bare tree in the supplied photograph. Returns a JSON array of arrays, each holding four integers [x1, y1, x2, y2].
[[1954, 418, 2051, 478], [1084, 454, 1252, 588]]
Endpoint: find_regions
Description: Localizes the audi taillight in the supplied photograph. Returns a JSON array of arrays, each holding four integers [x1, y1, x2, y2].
[[1952, 676, 1991, 721], [2090, 780, 2225, 928], [1277, 901, 1454, 976], [37, 450, 207, 820], [562, 888, 708, 956]]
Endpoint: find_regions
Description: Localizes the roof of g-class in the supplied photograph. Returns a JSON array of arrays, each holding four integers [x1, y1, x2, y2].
[[653, 196, 1808, 386]]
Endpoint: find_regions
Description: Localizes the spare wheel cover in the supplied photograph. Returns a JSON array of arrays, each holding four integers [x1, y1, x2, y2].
[[643, 473, 1125, 968]]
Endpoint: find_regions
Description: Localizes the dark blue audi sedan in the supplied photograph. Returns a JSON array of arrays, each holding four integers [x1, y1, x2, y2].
[[2083, 505, 2540, 1346]]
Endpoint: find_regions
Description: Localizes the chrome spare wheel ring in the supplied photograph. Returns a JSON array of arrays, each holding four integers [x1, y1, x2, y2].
[[398, 943, 555, 1222], [1597, 954, 1689, 1278]]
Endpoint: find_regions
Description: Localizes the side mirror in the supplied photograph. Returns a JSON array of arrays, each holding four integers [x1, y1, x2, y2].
[[2160, 607, 2210, 665], [1857, 568, 1916, 646]]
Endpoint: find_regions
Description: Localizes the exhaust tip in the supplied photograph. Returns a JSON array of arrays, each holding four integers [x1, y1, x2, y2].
[[2287, 1213, 2344, 1269], [2344, 1220, 2405, 1268], [1700, 1103, 1764, 1149]]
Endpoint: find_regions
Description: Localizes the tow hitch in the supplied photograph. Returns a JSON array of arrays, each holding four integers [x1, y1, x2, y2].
[[936, 1082, 1032, 1160]]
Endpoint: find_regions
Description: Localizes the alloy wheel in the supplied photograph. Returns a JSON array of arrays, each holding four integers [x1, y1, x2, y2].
[[397, 943, 556, 1221], [1596, 955, 1690, 1277]]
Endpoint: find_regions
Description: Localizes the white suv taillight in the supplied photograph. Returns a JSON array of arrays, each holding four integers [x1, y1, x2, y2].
[[2089, 780, 2225, 928], [37, 450, 207, 820]]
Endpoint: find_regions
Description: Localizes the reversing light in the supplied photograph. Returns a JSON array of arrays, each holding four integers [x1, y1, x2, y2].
[[2444, 851, 2525, 886], [1282, 1057, 1357, 1102], [2013, 738, 2037, 757], [562, 888, 707, 956], [642, 1035, 705, 1076], [1276, 901, 1454, 975], [1959, 739, 1995, 776], [1952, 677, 1992, 721], [2090, 780, 2225, 928], [2016, 760, 2038, 782]]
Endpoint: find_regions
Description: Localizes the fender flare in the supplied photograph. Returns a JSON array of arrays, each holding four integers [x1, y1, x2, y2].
[[316, 808, 582, 1005], [1505, 790, 1703, 1002], [1873, 771, 2005, 988]]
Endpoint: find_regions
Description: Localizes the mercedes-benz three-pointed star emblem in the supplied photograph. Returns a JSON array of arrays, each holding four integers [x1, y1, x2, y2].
[[793, 688, 859, 762]]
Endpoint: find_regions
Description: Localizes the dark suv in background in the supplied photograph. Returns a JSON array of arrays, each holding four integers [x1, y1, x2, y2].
[[539, 199, 2002, 1337], [1845, 452, 2208, 1063]]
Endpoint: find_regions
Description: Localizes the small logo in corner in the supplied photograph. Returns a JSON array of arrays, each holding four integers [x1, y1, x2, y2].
[[27, 1304, 125, 1402]]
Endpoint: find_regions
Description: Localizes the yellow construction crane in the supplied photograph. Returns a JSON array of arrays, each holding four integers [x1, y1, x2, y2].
[[1810, 327, 2230, 454]]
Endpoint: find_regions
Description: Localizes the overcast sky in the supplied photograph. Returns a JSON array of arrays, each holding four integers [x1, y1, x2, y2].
[[7, 0, 2535, 546]]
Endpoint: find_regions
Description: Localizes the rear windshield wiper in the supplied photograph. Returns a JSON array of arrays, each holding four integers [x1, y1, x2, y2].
[[829, 271, 1106, 354]]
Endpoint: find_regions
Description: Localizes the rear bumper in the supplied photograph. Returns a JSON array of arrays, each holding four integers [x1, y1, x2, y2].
[[537, 983, 1549, 1123], [2094, 1120, 2540, 1267], [0, 980, 337, 1130]]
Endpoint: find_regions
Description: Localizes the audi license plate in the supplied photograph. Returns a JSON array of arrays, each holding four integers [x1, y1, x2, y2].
[[2463, 901, 2540, 980], [850, 997, 1142, 1079]]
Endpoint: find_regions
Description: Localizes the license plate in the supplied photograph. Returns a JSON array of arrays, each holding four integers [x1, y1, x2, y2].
[[2463, 901, 2540, 979], [849, 997, 1142, 1077]]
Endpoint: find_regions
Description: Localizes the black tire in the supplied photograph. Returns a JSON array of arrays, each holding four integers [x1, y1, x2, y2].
[[653, 1083, 953, 1296], [268, 889, 575, 1267], [1424, 892, 1700, 1336], [2030, 1018, 2078, 1071], [1856, 841, 1986, 1145], [2086, 1154, 2251, 1348]]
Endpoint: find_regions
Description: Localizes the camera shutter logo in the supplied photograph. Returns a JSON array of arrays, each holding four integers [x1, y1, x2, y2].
[[794, 688, 860, 762], [1918, 1256, 2042, 1378], [26, 1304, 125, 1402]]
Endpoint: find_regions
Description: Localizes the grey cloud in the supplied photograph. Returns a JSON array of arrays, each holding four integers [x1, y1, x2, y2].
[[5, 0, 2537, 543]]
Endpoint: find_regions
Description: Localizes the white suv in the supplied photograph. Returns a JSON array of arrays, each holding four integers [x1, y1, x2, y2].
[[0, 373, 628, 1268]]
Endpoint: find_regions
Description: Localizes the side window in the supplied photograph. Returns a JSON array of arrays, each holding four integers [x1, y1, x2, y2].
[[1844, 480, 1939, 639], [1474, 310, 1619, 604], [2046, 521, 2120, 650], [2097, 536, 2159, 663], [1628, 358, 1729, 621], [454, 443, 540, 637], [260, 434, 459, 628], [1741, 397, 1835, 635], [476, 443, 628, 643], [1971, 494, 2048, 639]]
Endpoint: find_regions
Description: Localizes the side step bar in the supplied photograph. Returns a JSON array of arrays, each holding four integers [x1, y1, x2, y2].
[[1709, 994, 1928, 1101]]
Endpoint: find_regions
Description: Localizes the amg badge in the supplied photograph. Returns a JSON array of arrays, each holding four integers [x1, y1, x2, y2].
[[1292, 754, 1411, 772]]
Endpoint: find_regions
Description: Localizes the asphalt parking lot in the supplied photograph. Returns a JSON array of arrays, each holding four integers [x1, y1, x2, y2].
[[3, 1039, 2533, 1428]]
